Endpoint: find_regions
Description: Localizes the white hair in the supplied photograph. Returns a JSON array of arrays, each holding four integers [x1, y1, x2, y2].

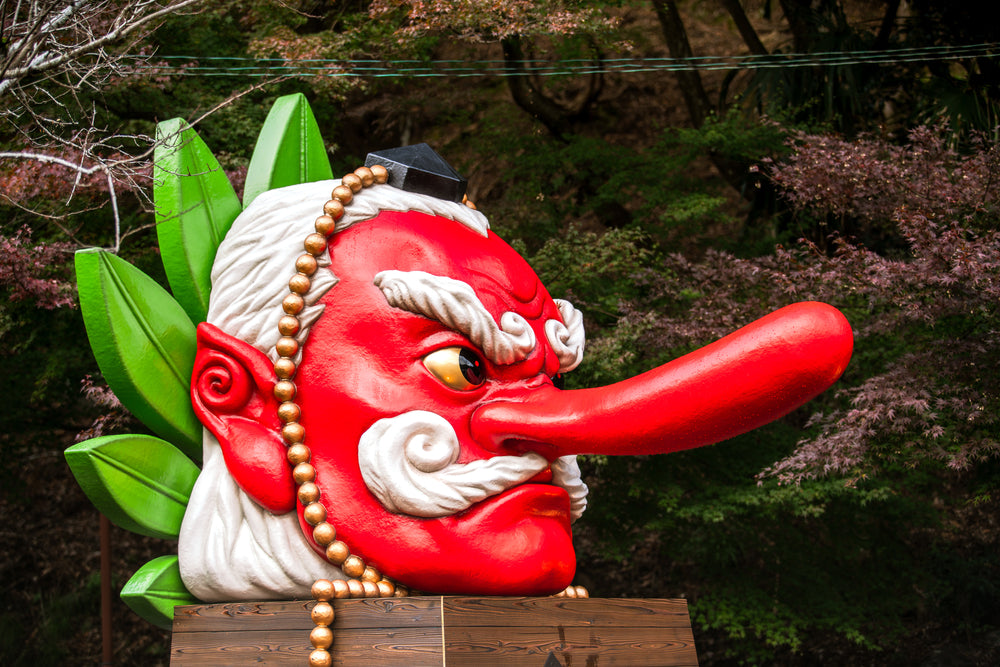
[[179, 179, 585, 601], [206, 180, 490, 363]]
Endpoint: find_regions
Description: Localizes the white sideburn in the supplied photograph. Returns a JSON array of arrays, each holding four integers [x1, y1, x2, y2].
[[178, 434, 345, 602], [359, 410, 589, 521]]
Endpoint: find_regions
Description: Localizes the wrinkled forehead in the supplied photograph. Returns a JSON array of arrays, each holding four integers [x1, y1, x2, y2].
[[330, 210, 553, 319]]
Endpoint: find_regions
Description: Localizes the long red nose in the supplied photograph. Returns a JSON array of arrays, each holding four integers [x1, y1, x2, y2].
[[471, 302, 853, 458]]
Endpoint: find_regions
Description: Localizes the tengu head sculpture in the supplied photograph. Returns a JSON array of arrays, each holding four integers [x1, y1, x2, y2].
[[67, 98, 852, 623], [179, 144, 853, 601]]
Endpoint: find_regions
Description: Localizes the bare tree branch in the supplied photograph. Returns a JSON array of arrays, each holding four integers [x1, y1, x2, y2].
[[0, 72, 285, 252], [1, 0, 204, 95]]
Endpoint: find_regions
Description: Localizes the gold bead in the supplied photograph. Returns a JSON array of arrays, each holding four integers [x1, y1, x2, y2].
[[299, 483, 320, 505], [316, 213, 337, 235], [361, 566, 380, 583], [289, 273, 311, 294], [332, 185, 353, 204], [274, 358, 296, 380], [394, 584, 409, 597], [376, 580, 395, 597], [341, 173, 363, 193], [304, 233, 328, 256], [465, 199, 477, 210], [313, 522, 336, 546], [354, 166, 375, 186], [361, 581, 378, 598], [332, 579, 350, 598], [296, 254, 318, 276], [293, 462, 316, 484], [346, 579, 364, 598], [320, 203, 342, 223], [326, 541, 349, 565], [287, 443, 310, 465], [370, 164, 388, 184], [311, 580, 334, 602], [311, 601, 335, 626], [282, 293, 304, 314], [278, 316, 301, 337], [304, 501, 326, 526], [277, 402, 301, 424], [282, 421, 305, 443], [275, 336, 299, 359], [308, 648, 332, 667], [274, 380, 296, 402], [310, 625, 334, 649], [574, 586, 589, 598], [342, 555, 365, 579]]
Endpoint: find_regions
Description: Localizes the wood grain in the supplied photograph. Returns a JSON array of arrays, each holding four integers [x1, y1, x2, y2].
[[442, 596, 694, 627], [170, 597, 698, 666]]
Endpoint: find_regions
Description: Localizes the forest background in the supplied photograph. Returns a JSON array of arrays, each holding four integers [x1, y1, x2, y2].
[[2, 0, 1000, 664]]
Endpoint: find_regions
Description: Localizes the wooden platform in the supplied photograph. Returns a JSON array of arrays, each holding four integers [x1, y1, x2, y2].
[[170, 596, 698, 665]]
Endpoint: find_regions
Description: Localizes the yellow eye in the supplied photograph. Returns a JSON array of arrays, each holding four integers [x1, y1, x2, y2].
[[423, 347, 486, 391]]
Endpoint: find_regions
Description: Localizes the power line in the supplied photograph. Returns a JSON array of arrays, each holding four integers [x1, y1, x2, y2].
[[114, 42, 1000, 78]]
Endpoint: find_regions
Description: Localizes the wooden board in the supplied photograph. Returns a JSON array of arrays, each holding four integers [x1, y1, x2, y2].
[[170, 597, 698, 666]]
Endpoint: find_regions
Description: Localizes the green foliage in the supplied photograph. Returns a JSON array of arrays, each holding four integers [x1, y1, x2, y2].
[[0, 573, 101, 666], [470, 109, 790, 261], [577, 429, 955, 661], [673, 110, 789, 165], [524, 226, 653, 322]]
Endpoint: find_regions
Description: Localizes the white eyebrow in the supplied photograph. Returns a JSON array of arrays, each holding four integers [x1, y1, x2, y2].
[[547, 299, 586, 372], [373, 270, 536, 365]]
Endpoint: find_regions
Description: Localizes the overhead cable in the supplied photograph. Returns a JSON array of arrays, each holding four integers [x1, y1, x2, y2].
[[114, 42, 1000, 78]]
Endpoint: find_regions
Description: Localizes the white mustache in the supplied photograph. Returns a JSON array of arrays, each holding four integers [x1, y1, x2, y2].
[[358, 410, 587, 520]]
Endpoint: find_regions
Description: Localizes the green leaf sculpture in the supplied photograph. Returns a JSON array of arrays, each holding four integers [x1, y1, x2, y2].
[[68, 94, 334, 625], [121, 556, 200, 630], [65, 434, 199, 539], [154, 119, 242, 324], [242, 92, 333, 208], [75, 249, 201, 459]]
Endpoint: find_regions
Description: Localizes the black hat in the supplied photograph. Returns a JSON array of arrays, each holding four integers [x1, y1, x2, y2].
[[365, 143, 468, 203]]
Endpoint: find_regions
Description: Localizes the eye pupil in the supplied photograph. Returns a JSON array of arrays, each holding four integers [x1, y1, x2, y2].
[[459, 350, 485, 385]]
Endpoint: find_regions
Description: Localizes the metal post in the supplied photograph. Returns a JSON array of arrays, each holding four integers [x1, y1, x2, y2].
[[100, 513, 113, 666]]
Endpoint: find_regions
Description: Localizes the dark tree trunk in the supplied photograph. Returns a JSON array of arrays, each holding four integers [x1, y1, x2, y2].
[[874, 0, 901, 50], [651, 0, 710, 128], [500, 36, 603, 140], [777, 0, 816, 53], [718, 0, 769, 55], [651, 0, 750, 195]]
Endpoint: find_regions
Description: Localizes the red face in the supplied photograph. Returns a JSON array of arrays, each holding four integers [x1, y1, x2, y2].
[[293, 210, 575, 595]]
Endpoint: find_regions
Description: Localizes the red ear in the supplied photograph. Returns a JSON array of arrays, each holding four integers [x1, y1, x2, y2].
[[191, 322, 295, 513]]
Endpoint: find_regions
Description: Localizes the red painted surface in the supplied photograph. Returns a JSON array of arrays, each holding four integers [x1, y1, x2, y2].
[[192, 324, 295, 514]]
